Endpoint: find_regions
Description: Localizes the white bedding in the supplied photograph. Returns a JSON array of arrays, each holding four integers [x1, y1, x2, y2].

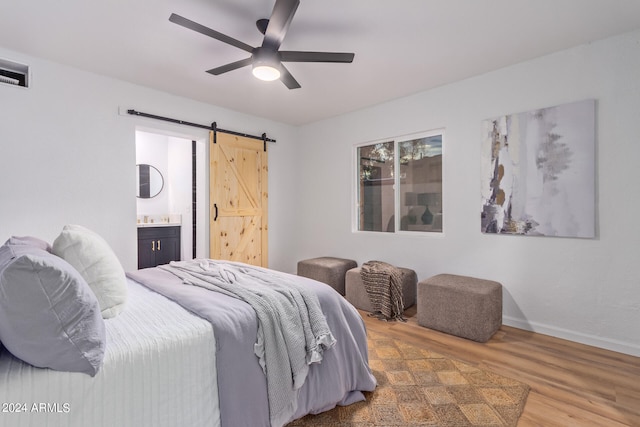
[[0, 279, 220, 427]]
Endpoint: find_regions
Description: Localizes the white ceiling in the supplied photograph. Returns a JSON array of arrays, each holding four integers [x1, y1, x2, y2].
[[2, 0, 640, 125]]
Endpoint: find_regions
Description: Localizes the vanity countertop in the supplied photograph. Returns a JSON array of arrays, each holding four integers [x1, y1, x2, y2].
[[137, 222, 181, 228]]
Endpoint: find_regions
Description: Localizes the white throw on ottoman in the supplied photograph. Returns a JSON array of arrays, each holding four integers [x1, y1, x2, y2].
[[345, 266, 417, 312], [417, 274, 502, 342], [296, 257, 357, 295]]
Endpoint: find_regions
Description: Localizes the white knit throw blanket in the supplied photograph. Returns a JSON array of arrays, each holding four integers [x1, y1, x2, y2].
[[360, 260, 405, 321], [159, 259, 336, 427]]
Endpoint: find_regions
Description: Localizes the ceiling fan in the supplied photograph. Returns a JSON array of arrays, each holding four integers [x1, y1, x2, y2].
[[169, 0, 354, 89]]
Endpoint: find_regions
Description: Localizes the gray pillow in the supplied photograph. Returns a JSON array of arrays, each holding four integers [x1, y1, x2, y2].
[[0, 239, 106, 376], [7, 235, 52, 252]]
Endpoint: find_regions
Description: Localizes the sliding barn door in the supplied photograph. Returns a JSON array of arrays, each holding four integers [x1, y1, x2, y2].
[[209, 131, 268, 267]]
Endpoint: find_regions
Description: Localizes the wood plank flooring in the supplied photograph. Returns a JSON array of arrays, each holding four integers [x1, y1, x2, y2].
[[361, 307, 640, 426]]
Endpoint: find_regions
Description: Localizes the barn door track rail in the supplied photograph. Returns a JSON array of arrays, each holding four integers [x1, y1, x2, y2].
[[127, 109, 275, 151]]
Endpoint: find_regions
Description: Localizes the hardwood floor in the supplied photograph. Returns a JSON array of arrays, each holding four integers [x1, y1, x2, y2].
[[361, 307, 640, 427]]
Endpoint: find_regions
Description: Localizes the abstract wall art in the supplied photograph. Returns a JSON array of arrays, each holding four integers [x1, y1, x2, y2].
[[481, 99, 595, 238]]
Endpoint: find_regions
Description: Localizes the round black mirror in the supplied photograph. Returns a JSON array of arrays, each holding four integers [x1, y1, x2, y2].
[[136, 164, 164, 198]]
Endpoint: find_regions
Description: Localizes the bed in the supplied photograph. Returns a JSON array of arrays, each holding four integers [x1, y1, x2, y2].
[[0, 230, 376, 427], [0, 277, 219, 427]]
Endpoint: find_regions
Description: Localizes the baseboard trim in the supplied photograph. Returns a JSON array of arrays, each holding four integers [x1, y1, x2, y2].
[[503, 315, 640, 357]]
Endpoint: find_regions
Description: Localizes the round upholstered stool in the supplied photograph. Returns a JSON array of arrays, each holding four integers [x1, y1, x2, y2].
[[417, 274, 502, 342], [296, 257, 357, 295]]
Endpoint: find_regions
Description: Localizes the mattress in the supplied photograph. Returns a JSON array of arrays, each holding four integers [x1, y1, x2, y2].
[[0, 278, 220, 427]]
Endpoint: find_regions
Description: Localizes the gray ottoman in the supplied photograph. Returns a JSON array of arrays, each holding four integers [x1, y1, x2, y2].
[[345, 266, 417, 312], [417, 274, 502, 342], [297, 257, 357, 295]]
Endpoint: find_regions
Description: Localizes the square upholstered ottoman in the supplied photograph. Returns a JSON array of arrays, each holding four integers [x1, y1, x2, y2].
[[296, 257, 357, 295], [345, 266, 417, 312], [417, 274, 502, 342]]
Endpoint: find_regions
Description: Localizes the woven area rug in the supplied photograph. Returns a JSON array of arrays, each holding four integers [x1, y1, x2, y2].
[[287, 331, 529, 427]]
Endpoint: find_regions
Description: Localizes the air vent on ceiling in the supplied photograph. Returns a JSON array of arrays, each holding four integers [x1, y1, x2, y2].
[[0, 58, 29, 88]]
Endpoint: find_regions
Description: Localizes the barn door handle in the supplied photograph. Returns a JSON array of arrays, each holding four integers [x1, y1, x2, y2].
[[152, 241, 155, 251], [214, 203, 218, 221]]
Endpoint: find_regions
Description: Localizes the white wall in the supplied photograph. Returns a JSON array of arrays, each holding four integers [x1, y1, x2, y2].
[[292, 30, 640, 356], [1, 29, 638, 357], [0, 46, 298, 273], [135, 131, 170, 216]]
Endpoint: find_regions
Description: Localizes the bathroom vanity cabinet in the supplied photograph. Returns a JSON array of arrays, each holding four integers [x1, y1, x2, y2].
[[137, 226, 181, 269]]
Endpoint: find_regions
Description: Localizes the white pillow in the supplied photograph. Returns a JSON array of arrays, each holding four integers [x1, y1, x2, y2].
[[52, 225, 127, 318]]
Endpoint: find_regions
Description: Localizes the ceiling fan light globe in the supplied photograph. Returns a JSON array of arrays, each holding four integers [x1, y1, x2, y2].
[[252, 65, 281, 81]]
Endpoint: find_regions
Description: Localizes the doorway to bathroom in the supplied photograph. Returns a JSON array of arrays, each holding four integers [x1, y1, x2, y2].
[[135, 130, 208, 265]]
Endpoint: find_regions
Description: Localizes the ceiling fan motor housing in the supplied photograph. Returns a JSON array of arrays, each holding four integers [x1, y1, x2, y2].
[[253, 47, 281, 68]]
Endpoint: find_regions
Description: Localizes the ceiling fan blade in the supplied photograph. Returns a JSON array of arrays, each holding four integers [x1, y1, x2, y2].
[[280, 51, 355, 63], [263, 0, 300, 50], [206, 58, 253, 75], [279, 64, 301, 89], [169, 13, 254, 53]]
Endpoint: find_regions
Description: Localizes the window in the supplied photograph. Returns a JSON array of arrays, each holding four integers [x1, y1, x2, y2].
[[356, 130, 443, 233]]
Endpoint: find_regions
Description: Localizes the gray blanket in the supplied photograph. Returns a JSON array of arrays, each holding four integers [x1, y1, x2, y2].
[[127, 263, 376, 427], [360, 260, 405, 321], [158, 259, 336, 426]]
